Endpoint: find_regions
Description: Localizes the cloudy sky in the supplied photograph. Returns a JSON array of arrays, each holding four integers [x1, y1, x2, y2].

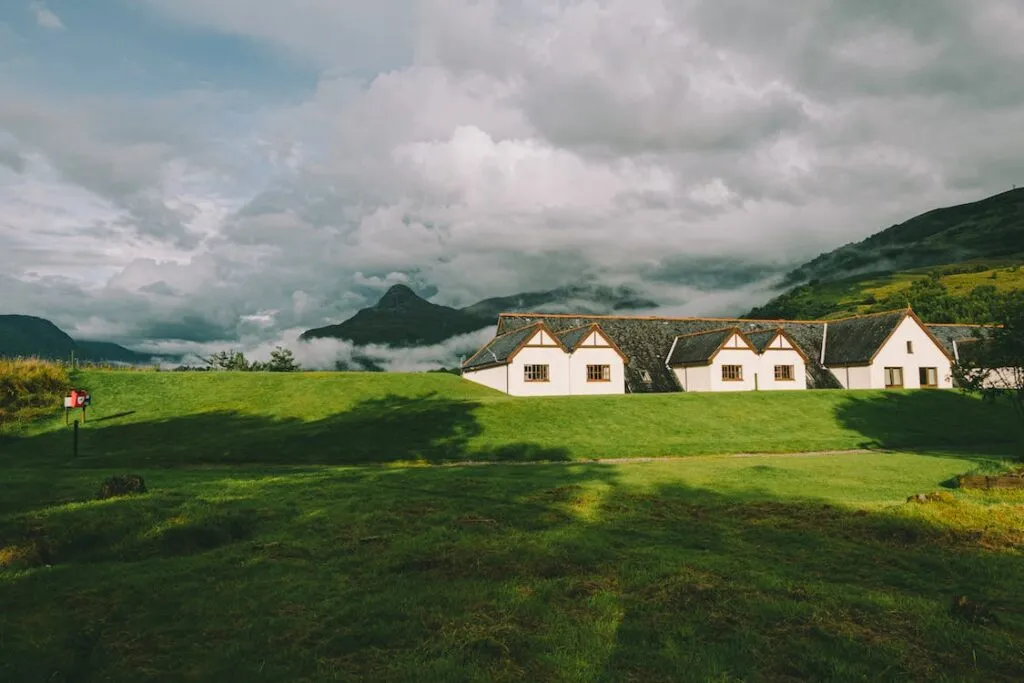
[[2, 1, 1023, 364]]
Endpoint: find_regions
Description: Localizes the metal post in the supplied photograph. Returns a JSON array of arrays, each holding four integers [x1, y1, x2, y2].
[[73, 420, 78, 459]]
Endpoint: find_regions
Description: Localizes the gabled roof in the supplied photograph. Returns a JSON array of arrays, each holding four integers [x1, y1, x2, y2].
[[822, 310, 907, 366], [823, 309, 953, 366], [667, 327, 754, 366], [557, 325, 594, 351], [556, 323, 630, 362], [746, 328, 810, 361], [462, 322, 568, 371], [497, 313, 841, 392]]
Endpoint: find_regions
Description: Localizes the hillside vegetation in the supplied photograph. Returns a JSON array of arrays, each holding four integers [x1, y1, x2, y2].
[[0, 359, 70, 427], [2, 371, 1020, 467], [748, 260, 1024, 321], [0, 315, 161, 364], [748, 188, 1024, 322]]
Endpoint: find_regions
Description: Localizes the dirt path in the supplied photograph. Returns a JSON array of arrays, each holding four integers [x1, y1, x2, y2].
[[439, 448, 882, 468]]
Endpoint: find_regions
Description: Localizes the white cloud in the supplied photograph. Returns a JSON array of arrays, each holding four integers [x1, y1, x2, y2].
[[30, 1, 64, 31], [4, 0, 1024, 354]]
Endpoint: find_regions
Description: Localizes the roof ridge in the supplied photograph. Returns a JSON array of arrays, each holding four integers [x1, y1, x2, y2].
[[671, 326, 740, 340], [499, 312, 828, 324]]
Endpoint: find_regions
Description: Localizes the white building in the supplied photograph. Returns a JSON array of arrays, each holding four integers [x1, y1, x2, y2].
[[460, 322, 627, 396], [823, 310, 955, 390], [462, 308, 975, 395]]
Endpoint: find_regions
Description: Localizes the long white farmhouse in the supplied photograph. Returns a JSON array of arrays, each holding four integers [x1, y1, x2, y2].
[[462, 308, 987, 396]]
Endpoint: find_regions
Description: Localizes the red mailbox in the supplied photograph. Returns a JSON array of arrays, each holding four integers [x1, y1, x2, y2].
[[65, 389, 91, 423]]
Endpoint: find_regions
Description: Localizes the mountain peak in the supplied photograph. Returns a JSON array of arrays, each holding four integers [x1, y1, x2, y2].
[[375, 284, 424, 310]]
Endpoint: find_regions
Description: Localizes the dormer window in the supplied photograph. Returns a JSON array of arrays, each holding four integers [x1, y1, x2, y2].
[[639, 369, 652, 384]]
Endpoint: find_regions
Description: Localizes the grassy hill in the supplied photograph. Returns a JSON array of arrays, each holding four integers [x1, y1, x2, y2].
[[3, 370, 1021, 467], [2, 371, 1022, 681], [748, 260, 1024, 321], [748, 188, 1024, 322], [783, 188, 1024, 287]]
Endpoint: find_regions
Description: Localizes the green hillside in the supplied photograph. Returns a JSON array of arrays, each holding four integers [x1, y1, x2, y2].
[[3, 371, 1020, 467], [3, 371, 1023, 681], [748, 260, 1024, 322], [748, 188, 1024, 322], [782, 188, 1024, 287]]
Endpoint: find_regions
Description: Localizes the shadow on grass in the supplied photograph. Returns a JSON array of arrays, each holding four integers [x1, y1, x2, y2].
[[0, 392, 571, 469], [833, 390, 1023, 462], [1, 463, 1021, 682]]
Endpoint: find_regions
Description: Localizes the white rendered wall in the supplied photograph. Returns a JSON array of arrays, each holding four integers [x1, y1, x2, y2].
[[672, 365, 712, 392], [756, 348, 808, 390], [709, 341, 759, 391], [507, 346, 571, 396], [462, 365, 509, 393], [569, 346, 626, 395], [866, 317, 953, 389]]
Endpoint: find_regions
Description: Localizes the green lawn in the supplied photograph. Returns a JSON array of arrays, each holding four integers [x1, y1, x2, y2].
[[2, 372, 1022, 681], [2, 453, 1022, 682], [1, 370, 1021, 467]]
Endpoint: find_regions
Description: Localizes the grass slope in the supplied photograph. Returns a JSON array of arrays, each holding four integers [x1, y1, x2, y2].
[[2, 453, 1022, 681], [2, 371, 1021, 468]]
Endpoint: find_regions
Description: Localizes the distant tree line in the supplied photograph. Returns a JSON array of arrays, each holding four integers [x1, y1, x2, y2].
[[193, 347, 302, 372], [863, 274, 1021, 324]]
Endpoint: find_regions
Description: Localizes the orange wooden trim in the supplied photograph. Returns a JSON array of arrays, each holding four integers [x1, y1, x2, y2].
[[506, 322, 570, 364]]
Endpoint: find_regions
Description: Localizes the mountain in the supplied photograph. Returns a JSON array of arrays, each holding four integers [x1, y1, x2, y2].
[[300, 283, 659, 347], [782, 188, 1024, 287], [461, 284, 657, 321], [300, 284, 491, 347], [747, 188, 1024, 323], [0, 314, 167, 364]]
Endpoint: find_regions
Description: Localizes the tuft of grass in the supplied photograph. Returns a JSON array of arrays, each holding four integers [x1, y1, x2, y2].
[[0, 358, 70, 428]]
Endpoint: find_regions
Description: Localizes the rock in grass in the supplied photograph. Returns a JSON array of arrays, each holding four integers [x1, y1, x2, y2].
[[96, 474, 147, 500]]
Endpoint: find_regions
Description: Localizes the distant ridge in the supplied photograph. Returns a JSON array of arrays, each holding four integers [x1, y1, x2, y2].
[[0, 314, 166, 364]]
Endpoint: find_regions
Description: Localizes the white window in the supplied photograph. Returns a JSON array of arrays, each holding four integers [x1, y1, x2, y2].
[[639, 369, 652, 383], [919, 367, 937, 388]]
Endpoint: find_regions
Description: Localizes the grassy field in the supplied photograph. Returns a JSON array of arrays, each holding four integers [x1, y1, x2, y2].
[[2, 371, 1023, 681], [1, 370, 1022, 468]]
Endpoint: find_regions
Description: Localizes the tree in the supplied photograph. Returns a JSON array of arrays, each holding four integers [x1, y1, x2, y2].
[[952, 294, 1024, 426], [204, 350, 254, 371], [267, 346, 301, 372]]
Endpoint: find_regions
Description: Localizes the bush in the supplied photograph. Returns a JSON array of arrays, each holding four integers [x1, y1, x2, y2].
[[0, 358, 71, 427], [96, 475, 147, 500]]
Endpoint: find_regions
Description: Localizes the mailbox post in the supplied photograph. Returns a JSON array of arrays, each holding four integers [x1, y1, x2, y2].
[[64, 389, 91, 424]]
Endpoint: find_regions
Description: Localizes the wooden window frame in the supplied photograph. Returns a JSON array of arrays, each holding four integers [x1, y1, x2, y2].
[[774, 365, 795, 381], [523, 364, 550, 383], [906, 340, 914, 354], [721, 365, 743, 382], [919, 367, 938, 388], [586, 364, 611, 383], [884, 366, 904, 389]]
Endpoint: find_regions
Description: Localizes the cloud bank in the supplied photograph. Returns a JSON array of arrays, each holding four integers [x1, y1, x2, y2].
[[2, 0, 1023, 368]]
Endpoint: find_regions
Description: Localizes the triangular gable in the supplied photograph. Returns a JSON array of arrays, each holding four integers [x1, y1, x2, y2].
[[557, 323, 629, 362], [506, 321, 570, 363], [867, 309, 954, 363], [749, 328, 810, 362], [667, 327, 757, 366]]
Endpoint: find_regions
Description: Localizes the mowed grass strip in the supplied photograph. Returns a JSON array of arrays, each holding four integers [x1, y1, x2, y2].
[[1, 453, 1022, 682], [1, 371, 1020, 468]]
